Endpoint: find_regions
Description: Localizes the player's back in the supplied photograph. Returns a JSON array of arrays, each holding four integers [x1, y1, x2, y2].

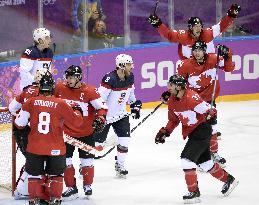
[[24, 95, 81, 156]]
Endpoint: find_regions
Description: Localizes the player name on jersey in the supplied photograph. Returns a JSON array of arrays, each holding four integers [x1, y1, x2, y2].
[[34, 100, 58, 108]]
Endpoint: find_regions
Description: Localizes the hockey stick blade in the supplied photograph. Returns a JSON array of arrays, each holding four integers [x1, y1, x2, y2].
[[64, 134, 103, 154]]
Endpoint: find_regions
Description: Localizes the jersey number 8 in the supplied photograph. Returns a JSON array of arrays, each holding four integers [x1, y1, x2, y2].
[[38, 112, 50, 134]]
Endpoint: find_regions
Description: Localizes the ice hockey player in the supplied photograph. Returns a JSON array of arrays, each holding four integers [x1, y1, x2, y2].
[[9, 69, 48, 201], [94, 54, 142, 178], [20, 27, 53, 90], [178, 40, 235, 167], [54, 65, 108, 200], [155, 74, 239, 204], [148, 4, 241, 60], [14, 72, 84, 205]]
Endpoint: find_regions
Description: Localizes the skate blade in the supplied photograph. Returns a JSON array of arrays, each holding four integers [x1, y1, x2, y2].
[[223, 180, 239, 197], [184, 197, 201, 204], [116, 172, 127, 179], [62, 193, 79, 201]]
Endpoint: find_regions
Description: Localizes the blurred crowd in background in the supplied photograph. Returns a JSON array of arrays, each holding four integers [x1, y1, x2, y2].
[[0, 0, 257, 62]]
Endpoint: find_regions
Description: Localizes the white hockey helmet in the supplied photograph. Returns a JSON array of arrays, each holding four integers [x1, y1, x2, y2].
[[115, 54, 133, 69], [33, 27, 51, 43]]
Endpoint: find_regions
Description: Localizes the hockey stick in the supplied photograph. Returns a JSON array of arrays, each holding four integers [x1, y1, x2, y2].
[[210, 45, 220, 110], [153, 0, 160, 15], [94, 102, 164, 159], [63, 134, 103, 154]]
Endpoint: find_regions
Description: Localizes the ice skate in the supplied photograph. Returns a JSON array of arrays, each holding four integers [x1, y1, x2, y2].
[[28, 199, 41, 205], [183, 189, 201, 204], [84, 185, 92, 196], [221, 174, 239, 196], [49, 197, 61, 205], [115, 161, 128, 179], [62, 185, 78, 201]]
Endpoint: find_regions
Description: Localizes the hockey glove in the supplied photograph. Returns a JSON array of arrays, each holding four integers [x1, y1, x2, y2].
[[155, 127, 170, 144], [130, 100, 142, 119], [217, 45, 230, 61], [161, 91, 171, 103], [93, 115, 106, 133], [227, 4, 241, 18], [72, 104, 83, 116], [206, 108, 217, 125], [13, 125, 30, 155], [148, 14, 162, 28]]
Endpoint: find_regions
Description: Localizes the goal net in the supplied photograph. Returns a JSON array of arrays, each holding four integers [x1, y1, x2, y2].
[[0, 107, 16, 194]]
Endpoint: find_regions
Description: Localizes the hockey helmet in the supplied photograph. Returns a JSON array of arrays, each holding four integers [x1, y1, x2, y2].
[[115, 54, 133, 69], [34, 68, 48, 83], [65, 65, 82, 81], [188, 17, 203, 29], [33, 28, 51, 43], [192, 40, 207, 52], [39, 72, 55, 93], [168, 74, 187, 88]]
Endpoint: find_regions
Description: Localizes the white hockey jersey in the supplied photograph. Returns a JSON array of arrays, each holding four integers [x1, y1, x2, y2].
[[19, 46, 53, 89], [98, 70, 137, 124]]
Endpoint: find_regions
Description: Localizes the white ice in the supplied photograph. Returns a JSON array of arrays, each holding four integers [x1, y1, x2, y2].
[[1, 100, 259, 205]]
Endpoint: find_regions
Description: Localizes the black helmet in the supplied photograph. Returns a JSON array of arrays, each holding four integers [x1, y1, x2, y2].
[[192, 40, 207, 52], [169, 74, 187, 88], [188, 17, 203, 30], [65, 65, 82, 81], [39, 72, 55, 94]]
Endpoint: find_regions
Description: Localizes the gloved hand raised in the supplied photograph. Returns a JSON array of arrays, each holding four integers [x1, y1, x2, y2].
[[93, 115, 106, 133], [217, 45, 230, 61], [155, 127, 170, 144], [130, 100, 142, 119], [148, 14, 162, 28], [227, 4, 241, 18]]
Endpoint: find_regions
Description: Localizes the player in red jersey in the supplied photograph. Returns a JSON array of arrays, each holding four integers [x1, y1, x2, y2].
[[9, 69, 47, 201], [155, 75, 238, 204], [177, 40, 234, 167], [148, 4, 241, 59], [54, 65, 108, 200], [14, 72, 83, 205]]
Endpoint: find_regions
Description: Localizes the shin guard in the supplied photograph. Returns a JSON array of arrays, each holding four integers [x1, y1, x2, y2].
[[81, 166, 94, 186], [184, 169, 198, 192]]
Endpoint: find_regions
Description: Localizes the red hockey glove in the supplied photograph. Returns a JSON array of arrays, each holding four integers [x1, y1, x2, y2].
[[155, 127, 170, 144], [93, 115, 106, 133], [227, 4, 241, 18], [206, 108, 217, 125]]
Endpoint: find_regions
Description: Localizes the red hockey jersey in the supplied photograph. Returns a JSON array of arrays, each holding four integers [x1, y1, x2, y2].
[[54, 82, 108, 137], [165, 89, 214, 139], [157, 16, 234, 59], [177, 53, 235, 102], [9, 84, 39, 113], [15, 96, 83, 156]]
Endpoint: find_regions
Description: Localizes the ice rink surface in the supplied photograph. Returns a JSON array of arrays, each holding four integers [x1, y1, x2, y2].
[[1, 100, 259, 205]]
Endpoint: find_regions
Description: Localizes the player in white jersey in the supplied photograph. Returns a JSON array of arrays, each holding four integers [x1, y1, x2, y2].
[[94, 54, 142, 178], [19, 27, 53, 90]]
